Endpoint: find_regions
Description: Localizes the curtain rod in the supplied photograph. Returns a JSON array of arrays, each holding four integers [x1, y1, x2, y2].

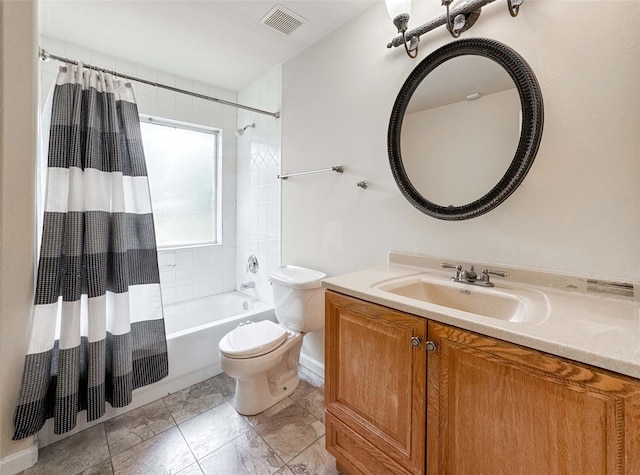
[[38, 48, 280, 119]]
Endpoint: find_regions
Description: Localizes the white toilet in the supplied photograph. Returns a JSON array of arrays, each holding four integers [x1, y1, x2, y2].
[[218, 265, 326, 415]]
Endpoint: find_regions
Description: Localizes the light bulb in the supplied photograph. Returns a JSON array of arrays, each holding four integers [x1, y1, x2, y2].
[[385, 0, 411, 20]]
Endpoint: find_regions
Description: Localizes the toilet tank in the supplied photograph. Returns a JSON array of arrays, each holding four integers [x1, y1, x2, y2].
[[269, 265, 326, 333]]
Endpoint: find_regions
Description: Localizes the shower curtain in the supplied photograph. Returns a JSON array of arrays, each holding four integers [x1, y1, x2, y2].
[[13, 64, 168, 440]]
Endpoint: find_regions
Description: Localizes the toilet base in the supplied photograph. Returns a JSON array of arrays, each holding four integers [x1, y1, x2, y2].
[[222, 333, 304, 416], [232, 370, 300, 415]]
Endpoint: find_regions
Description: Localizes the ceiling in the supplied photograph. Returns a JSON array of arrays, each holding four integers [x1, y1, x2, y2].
[[406, 55, 517, 113], [39, 1, 377, 91]]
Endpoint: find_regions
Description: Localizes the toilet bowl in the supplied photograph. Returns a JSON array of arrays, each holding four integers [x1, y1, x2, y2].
[[218, 265, 326, 415]]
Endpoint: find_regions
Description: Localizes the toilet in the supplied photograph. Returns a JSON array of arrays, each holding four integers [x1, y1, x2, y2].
[[218, 265, 326, 415]]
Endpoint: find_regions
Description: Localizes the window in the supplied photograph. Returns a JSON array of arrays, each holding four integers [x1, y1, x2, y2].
[[140, 116, 221, 248]]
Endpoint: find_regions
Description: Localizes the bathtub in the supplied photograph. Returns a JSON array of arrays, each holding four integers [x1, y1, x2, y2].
[[37, 291, 276, 448], [163, 291, 277, 392]]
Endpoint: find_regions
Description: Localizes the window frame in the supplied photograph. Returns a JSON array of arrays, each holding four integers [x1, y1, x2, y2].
[[139, 114, 223, 250]]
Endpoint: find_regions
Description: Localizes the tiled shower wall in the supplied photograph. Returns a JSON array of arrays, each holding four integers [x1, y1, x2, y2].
[[236, 66, 282, 305], [39, 37, 238, 305]]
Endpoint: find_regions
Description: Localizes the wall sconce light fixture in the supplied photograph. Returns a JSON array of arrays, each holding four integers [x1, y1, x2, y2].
[[385, 0, 419, 58], [386, 0, 525, 58]]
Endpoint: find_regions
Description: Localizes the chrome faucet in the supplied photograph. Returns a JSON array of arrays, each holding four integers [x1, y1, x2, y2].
[[240, 281, 255, 291], [441, 263, 508, 287]]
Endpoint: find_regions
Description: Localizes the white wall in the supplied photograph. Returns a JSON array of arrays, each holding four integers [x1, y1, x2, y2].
[[282, 1, 640, 363], [39, 37, 239, 306], [0, 1, 38, 472]]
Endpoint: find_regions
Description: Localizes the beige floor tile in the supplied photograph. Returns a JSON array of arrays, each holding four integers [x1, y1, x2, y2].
[[295, 387, 325, 422], [273, 467, 295, 475], [241, 397, 296, 428], [290, 366, 324, 402], [198, 429, 285, 475], [176, 462, 205, 474], [111, 426, 195, 475], [254, 404, 325, 463], [79, 459, 114, 475], [287, 436, 338, 475], [20, 368, 326, 475], [164, 373, 235, 423], [179, 401, 251, 459], [104, 399, 176, 455], [23, 424, 110, 475]]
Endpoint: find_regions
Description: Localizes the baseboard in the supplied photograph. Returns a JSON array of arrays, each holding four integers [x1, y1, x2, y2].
[[299, 353, 324, 378], [0, 442, 38, 475]]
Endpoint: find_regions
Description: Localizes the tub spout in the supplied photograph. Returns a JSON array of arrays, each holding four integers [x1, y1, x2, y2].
[[240, 282, 255, 291]]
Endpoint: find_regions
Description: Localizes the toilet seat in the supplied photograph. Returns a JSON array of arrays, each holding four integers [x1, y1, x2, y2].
[[219, 320, 289, 359]]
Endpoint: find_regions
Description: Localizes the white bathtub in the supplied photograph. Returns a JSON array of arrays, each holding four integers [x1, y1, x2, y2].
[[163, 291, 276, 391], [37, 291, 276, 448]]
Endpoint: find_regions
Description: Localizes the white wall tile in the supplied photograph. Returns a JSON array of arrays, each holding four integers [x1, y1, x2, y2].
[[135, 82, 156, 99], [137, 65, 157, 83], [209, 110, 224, 127], [136, 95, 157, 116], [175, 284, 193, 303], [175, 77, 193, 105], [235, 65, 282, 293], [90, 52, 116, 71], [115, 59, 138, 77], [193, 107, 209, 125], [175, 103, 193, 123], [192, 266, 210, 283], [175, 249, 194, 269], [156, 100, 176, 119], [193, 282, 209, 299], [160, 269, 176, 287], [175, 269, 192, 286], [64, 44, 92, 63], [162, 287, 177, 306]]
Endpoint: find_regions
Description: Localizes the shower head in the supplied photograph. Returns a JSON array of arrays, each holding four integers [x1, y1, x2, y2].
[[235, 123, 255, 138]]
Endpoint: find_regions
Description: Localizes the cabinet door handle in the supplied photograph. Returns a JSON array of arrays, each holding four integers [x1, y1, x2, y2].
[[411, 336, 422, 347], [426, 340, 437, 352]]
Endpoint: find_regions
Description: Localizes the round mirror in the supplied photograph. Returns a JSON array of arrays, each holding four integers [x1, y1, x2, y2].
[[388, 38, 544, 220]]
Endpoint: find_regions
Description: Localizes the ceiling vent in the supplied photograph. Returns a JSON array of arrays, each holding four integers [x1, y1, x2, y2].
[[260, 4, 307, 36]]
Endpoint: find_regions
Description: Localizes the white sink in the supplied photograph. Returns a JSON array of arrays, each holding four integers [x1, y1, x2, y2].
[[374, 274, 546, 323]]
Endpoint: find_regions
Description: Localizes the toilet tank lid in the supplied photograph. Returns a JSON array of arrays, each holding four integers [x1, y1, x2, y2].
[[269, 265, 326, 289]]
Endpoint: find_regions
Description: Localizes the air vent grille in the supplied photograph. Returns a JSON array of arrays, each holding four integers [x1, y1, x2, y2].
[[260, 4, 307, 36]]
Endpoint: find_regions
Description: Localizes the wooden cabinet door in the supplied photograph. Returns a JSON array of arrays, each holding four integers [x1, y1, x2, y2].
[[325, 291, 427, 474], [427, 321, 640, 475]]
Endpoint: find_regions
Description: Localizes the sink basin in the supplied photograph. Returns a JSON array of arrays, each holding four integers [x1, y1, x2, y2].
[[374, 275, 540, 322]]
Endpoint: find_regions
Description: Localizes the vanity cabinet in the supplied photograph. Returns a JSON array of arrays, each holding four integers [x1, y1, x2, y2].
[[325, 291, 427, 474], [427, 321, 640, 474], [325, 290, 640, 475]]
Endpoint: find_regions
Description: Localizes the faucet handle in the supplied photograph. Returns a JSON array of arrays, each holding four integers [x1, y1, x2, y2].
[[476, 268, 507, 287], [482, 268, 508, 278], [441, 263, 462, 280], [441, 263, 462, 271]]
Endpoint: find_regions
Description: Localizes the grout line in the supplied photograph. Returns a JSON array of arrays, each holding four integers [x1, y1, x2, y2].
[[99, 421, 117, 474], [105, 400, 177, 460], [174, 421, 203, 470], [250, 428, 289, 472]]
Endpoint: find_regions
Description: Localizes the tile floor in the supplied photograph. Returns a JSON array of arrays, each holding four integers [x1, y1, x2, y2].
[[22, 366, 337, 475]]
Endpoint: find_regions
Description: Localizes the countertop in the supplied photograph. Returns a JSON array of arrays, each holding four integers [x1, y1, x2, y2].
[[322, 252, 640, 379]]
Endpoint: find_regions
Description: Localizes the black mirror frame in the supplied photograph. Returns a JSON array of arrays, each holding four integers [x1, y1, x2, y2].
[[388, 38, 544, 220]]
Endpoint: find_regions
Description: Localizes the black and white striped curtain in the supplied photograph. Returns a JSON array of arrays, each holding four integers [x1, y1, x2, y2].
[[13, 64, 168, 440]]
